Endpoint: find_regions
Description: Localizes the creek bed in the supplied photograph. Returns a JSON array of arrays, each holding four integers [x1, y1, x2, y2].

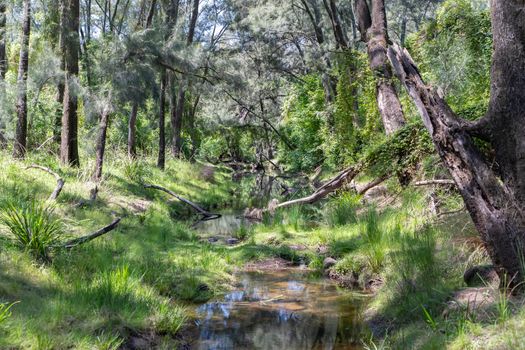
[[189, 268, 367, 350]]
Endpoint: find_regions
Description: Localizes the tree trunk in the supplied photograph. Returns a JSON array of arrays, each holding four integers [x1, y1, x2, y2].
[[13, 0, 30, 159], [0, 0, 7, 146], [93, 110, 110, 181], [157, 71, 166, 169], [388, 0, 525, 286], [171, 0, 199, 158], [354, 0, 405, 135], [60, 0, 80, 166], [127, 103, 138, 158], [0, 0, 6, 80]]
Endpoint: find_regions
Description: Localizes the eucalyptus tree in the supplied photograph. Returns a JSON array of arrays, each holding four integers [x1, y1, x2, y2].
[[389, 0, 525, 286], [13, 0, 31, 158], [0, 0, 7, 146], [60, 0, 80, 166]]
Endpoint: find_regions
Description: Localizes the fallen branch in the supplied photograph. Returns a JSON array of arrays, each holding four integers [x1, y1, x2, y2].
[[414, 179, 455, 187], [26, 164, 65, 201], [63, 217, 121, 248], [272, 165, 362, 210], [143, 184, 221, 221], [357, 174, 391, 195]]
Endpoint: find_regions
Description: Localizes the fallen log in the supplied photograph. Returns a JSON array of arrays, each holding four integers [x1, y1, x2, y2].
[[272, 165, 362, 210], [63, 217, 121, 248], [143, 184, 221, 221], [26, 164, 65, 201]]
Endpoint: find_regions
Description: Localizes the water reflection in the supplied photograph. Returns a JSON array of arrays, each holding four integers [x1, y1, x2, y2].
[[192, 270, 365, 350]]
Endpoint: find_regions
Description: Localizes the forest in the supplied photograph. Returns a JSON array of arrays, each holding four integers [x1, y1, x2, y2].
[[0, 0, 524, 348]]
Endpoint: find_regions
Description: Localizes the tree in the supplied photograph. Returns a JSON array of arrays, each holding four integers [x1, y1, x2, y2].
[[171, 0, 199, 158], [354, 0, 405, 135], [0, 0, 6, 80], [388, 0, 525, 286], [13, 0, 31, 158], [60, 0, 80, 166]]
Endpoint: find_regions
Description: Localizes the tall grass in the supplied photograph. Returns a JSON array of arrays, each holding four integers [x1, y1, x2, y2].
[[325, 193, 359, 227], [0, 201, 62, 261]]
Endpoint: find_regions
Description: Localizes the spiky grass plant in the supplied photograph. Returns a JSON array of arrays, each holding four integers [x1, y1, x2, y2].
[[0, 302, 18, 326], [0, 201, 62, 262]]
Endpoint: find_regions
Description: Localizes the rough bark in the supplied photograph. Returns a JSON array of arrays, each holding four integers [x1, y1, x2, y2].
[[0, 0, 6, 79], [26, 164, 65, 201], [127, 103, 138, 159], [354, 0, 405, 135], [486, 0, 525, 204], [93, 110, 110, 181], [389, 39, 525, 286], [157, 72, 166, 169], [13, 0, 30, 159], [60, 0, 80, 167]]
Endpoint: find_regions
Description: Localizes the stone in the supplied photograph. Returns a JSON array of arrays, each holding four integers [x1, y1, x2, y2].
[[207, 237, 219, 243], [463, 265, 500, 287], [323, 257, 337, 270], [226, 237, 240, 245]]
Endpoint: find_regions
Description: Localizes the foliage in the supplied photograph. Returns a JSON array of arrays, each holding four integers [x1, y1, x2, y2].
[[0, 201, 62, 261]]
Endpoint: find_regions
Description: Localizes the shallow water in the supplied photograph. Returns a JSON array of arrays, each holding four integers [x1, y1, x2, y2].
[[194, 214, 249, 236], [191, 269, 366, 350]]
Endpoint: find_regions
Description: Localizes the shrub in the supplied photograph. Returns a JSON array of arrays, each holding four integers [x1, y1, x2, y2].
[[0, 201, 62, 261]]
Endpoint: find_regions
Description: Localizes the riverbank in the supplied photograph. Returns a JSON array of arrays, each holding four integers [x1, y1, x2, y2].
[[0, 152, 524, 349]]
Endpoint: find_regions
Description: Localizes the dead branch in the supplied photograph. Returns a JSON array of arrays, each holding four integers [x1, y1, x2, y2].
[[414, 179, 456, 187], [63, 217, 121, 248], [357, 174, 391, 195], [272, 165, 362, 210], [26, 164, 65, 201], [143, 184, 221, 220]]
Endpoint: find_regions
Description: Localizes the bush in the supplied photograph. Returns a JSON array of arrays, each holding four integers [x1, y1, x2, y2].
[[0, 201, 62, 261]]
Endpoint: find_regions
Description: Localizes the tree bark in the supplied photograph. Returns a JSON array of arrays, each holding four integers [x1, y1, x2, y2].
[[0, 0, 6, 80], [60, 0, 80, 167], [354, 0, 405, 135], [171, 0, 199, 158], [486, 0, 525, 205], [13, 0, 31, 159], [157, 71, 166, 169], [0, 0, 8, 146], [127, 103, 138, 159], [93, 110, 110, 181]]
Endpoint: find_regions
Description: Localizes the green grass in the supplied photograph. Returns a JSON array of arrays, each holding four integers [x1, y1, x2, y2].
[[1, 149, 525, 349]]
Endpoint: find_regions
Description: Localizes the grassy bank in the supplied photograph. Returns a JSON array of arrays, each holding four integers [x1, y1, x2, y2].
[[1, 150, 524, 349]]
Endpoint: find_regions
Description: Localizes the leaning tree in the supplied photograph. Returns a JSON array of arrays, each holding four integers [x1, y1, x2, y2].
[[388, 0, 525, 286]]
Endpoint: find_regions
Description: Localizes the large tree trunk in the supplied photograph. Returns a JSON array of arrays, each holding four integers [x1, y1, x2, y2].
[[0, 0, 6, 80], [127, 103, 138, 159], [60, 0, 80, 166], [171, 0, 199, 158], [388, 0, 525, 286], [157, 71, 166, 169], [13, 0, 30, 159], [93, 110, 110, 181], [354, 0, 405, 135]]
